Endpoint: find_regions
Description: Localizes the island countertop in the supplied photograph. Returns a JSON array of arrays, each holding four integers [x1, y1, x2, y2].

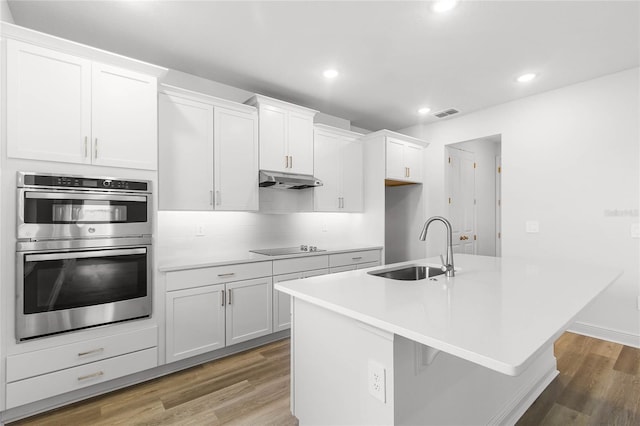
[[275, 254, 622, 376]]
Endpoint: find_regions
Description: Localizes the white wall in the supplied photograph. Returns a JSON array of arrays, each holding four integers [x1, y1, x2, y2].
[[400, 68, 640, 346], [0, 0, 13, 23]]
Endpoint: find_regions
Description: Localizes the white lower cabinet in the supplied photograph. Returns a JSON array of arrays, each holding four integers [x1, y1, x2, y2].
[[165, 284, 226, 362], [329, 250, 381, 274], [165, 264, 273, 363], [273, 268, 328, 332], [272, 255, 330, 331], [5, 326, 158, 409]]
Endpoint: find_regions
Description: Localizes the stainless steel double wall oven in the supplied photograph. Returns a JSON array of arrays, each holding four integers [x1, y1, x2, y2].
[[16, 172, 153, 341]]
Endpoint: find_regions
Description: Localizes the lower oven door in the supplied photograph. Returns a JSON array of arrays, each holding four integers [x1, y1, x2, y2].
[[16, 243, 152, 341]]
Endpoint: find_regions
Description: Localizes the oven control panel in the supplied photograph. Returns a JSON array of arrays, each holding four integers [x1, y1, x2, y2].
[[19, 173, 149, 192]]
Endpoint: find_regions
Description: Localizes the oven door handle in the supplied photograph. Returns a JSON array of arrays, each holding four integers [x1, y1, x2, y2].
[[25, 192, 147, 203], [25, 248, 147, 262]]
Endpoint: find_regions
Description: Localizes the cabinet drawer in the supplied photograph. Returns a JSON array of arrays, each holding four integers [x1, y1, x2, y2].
[[6, 347, 158, 409], [273, 255, 329, 275], [6, 326, 157, 382], [329, 250, 381, 267], [166, 261, 272, 291]]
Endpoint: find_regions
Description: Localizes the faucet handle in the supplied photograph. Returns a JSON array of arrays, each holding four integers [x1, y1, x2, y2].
[[439, 254, 448, 272]]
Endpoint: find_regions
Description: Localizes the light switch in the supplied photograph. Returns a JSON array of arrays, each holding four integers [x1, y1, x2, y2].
[[525, 221, 539, 233], [631, 223, 640, 239]]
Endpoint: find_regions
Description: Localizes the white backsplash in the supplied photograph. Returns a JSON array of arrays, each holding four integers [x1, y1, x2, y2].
[[157, 211, 371, 261]]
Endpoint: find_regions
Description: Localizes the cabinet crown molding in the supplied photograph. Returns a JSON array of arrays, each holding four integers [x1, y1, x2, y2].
[[313, 123, 364, 138], [159, 84, 257, 115], [245, 94, 318, 117], [359, 129, 429, 148]]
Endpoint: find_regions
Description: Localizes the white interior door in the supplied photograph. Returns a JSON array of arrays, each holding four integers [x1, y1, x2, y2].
[[447, 147, 476, 254]]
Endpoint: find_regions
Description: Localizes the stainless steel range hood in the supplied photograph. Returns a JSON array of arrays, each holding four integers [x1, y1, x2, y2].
[[259, 170, 323, 189]]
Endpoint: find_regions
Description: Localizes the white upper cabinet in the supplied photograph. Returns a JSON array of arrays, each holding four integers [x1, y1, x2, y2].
[[91, 63, 157, 170], [6, 39, 158, 170], [313, 125, 364, 212], [214, 107, 259, 211], [159, 93, 214, 210], [246, 95, 317, 175], [158, 87, 258, 211], [386, 136, 424, 183], [7, 40, 92, 164]]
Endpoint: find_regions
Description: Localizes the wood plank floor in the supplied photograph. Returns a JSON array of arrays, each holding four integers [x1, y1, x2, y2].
[[10, 332, 640, 425]]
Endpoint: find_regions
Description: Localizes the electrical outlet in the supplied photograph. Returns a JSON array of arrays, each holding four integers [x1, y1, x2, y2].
[[195, 224, 205, 237], [368, 360, 386, 403], [525, 220, 539, 233]]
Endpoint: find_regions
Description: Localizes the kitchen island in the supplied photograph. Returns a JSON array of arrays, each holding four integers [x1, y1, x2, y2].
[[275, 254, 622, 425]]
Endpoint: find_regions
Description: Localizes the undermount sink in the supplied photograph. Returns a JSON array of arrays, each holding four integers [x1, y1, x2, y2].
[[368, 265, 446, 281]]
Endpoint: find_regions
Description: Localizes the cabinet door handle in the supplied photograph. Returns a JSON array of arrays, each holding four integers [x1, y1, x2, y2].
[[289, 156, 293, 169], [84, 136, 88, 158], [285, 156, 289, 168], [215, 190, 221, 206], [94, 138, 98, 159], [407, 167, 410, 177], [221, 290, 225, 306], [78, 347, 104, 357], [228, 289, 232, 305], [209, 191, 214, 206], [78, 371, 104, 381]]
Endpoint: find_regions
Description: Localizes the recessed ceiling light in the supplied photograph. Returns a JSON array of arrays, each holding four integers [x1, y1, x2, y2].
[[517, 73, 537, 83], [418, 107, 431, 115], [323, 69, 339, 79], [432, 0, 459, 13]]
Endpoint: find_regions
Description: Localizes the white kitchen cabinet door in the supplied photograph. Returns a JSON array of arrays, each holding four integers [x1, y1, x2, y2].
[[258, 104, 288, 171], [340, 138, 364, 212], [386, 137, 408, 181], [225, 277, 273, 346], [314, 125, 363, 212], [404, 142, 423, 182], [159, 93, 214, 210], [91, 63, 158, 170], [273, 269, 328, 332], [214, 107, 259, 211], [313, 130, 342, 211], [386, 137, 423, 183], [7, 39, 91, 164], [287, 111, 315, 175], [165, 284, 226, 363], [273, 272, 303, 332]]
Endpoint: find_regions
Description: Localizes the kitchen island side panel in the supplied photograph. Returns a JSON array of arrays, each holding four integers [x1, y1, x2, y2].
[[292, 298, 395, 425]]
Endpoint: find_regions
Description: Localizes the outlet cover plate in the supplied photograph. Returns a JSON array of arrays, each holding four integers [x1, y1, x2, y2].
[[368, 360, 386, 403]]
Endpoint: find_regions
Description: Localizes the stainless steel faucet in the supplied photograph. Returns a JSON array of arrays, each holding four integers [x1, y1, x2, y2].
[[419, 216, 455, 277]]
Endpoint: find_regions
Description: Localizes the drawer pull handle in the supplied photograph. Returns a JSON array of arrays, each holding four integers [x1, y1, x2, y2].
[[352, 257, 363, 260], [78, 348, 104, 357], [78, 371, 104, 381], [217, 272, 235, 278]]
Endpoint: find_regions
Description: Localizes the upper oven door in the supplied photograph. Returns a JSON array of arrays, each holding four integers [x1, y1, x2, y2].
[[18, 189, 152, 240]]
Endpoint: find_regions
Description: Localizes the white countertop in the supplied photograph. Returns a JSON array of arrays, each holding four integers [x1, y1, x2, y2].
[[158, 245, 383, 272], [275, 254, 622, 376]]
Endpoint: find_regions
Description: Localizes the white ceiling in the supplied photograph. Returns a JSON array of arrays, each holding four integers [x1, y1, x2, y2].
[[7, 0, 640, 131]]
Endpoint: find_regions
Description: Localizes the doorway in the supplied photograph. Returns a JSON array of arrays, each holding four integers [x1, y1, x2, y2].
[[445, 135, 502, 257]]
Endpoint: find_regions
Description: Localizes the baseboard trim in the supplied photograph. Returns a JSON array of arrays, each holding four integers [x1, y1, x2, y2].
[[569, 322, 640, 348]]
